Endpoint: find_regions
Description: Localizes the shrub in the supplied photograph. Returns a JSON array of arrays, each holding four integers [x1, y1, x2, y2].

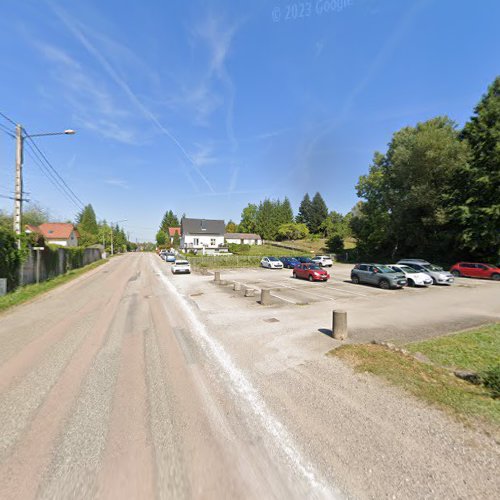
[[481, 365, 500, 399], [277, 223, 309, 241], [0, 227, 21, 291], [326, 234, 344, 253]]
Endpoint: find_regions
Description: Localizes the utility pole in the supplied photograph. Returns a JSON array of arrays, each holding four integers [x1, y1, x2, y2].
[[13, 124, 23, 245]]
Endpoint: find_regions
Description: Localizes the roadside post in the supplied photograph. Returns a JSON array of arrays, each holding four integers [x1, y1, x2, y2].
[[260, 289, 271, 305], [214, 271, 221, 283], [332, 310, 348, 340], [33, 246, 45, 285], [0, 278, 7, 296], [233, 282, 241, 291]]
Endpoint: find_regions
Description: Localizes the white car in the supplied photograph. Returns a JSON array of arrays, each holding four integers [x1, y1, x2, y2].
[[388, 264, 433, 287], [260, 257, 284, 269], [171, 260, 191, 274], [312, 255, 333, 267]]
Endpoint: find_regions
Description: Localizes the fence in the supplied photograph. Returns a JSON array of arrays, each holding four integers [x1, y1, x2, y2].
[[20, 247, 102, 285]]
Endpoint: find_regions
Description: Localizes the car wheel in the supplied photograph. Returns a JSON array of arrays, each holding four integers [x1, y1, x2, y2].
[[351, 275, 360, 284], [451, 270, 461, 277], [293, 272, 297, 279], [492, 273, 500, 281], [407, 279, 415, 287], [432, 277, 437, 285], [308, 275, 314, 282], [379, 279, 390, 290]]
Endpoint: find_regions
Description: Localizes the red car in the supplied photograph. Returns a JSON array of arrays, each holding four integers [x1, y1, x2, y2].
[[293, 263, 330, 282], [450, 262, 500, 280]]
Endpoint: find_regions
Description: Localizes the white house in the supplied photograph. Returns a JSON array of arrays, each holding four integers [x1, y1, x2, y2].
[[25, 223, 80, 247], [180, 218, 227, 254], [225, 233, 262, 245]]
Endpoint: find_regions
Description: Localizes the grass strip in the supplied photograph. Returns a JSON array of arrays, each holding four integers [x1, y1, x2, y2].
[[330, 325, 500, 433], [0, 259, 108, 314]]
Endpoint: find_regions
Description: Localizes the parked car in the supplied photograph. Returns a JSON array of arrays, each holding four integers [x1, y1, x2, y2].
[[171, 259, 191, 274], [450, 262, 500, 280], [388, 264, 433, 287], [351, 264, 407, 289], [311, 255, 333, 267], [397, 259, 454, 285], [297, 256, 313, 264], [165, 253, 176, 262], [293, 263, 330, 282], [261, 256, 284, 269], [279, 256, 300, 269]]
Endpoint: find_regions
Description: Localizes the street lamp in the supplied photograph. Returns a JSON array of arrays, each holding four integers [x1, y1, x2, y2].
[[110, 219, 127, 256], [13, 125, 76, 239]]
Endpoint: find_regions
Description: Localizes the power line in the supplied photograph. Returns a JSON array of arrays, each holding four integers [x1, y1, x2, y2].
[[24, 133, 85, 208], [24, 142, 83, 211], [0, 122, 15, 138], [0, 110, 16, 127]]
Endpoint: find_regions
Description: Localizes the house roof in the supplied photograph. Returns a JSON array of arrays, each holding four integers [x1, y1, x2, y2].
[[27, 223, 78, 240], [225, 233, 262, 240], [168, 227, 181, 236], [181, 217, 225, 236]]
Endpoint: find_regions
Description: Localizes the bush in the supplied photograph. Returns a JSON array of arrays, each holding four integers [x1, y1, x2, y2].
[[481, 365, 500, 399], [228, 243, 251, 254], [277, 223, 309, 241], [0, 227, 21, 291], [326, 234, 344, 253]]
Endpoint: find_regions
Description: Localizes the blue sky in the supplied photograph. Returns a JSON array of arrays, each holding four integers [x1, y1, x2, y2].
[[0, 0, 499, 241]]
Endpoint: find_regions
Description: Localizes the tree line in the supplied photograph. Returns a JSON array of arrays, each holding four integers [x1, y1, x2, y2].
[[351, 77, 499, 263]]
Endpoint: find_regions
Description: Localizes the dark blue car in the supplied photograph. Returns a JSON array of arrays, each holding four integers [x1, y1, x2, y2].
[[297, 256, 313, 264], [279, 256, 300, 269]]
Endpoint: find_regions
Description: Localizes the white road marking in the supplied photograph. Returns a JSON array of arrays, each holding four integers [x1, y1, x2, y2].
[[256, 279, 336, 301], [270, 292, 299, 304], [153, 258, 338, 498]]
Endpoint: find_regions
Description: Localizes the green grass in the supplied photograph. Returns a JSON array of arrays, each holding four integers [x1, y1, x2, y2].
[[406, 324, 500, 372], [330, 324, 500, 434], [0, 259, 108, 314], [189, 255, 263, 269]]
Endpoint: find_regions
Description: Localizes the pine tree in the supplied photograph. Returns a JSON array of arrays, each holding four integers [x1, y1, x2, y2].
[[296, 193, 312, 229], [281, 197, 294, 225], [309, 192, 329, 234], [76, 204, 99, 246], [160, 210, 179, 232]]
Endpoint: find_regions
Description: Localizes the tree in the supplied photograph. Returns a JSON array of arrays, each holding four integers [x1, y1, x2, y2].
[[326, 234, 344, 254], [77, 204, 99, 246], [296, 193, 312, 228], [156, 230, 167, 246], [309, 192, 329, 234], [352, 118, 470, 260], [277, 222, 309, 240], [0, 227, 21, 291], [255, 199, 277, 240], [279, 197, 294, 226], [226, 220, 238, 233], [160, 210, 179, 232], [320, 210, 349, 238], [459, 77, 500, 260], [172, 231, 181, 248], [23, 203, 50, 227], [239, 203, 258, 233]]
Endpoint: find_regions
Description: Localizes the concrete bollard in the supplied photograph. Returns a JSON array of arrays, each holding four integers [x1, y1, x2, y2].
[[0, 278, 6, 297], [260, 289, 272, 305], [214, 271, 221, 283], [244, 287, 255, 297], [233, 282, 242, 291], [332, 310, 348, 340]]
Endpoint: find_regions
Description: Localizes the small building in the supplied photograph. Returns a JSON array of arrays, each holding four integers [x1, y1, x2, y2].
[[25, 223, 80, 247], [180, 217, 227, 254], [225, 233, 262, 245], [168, 227, 181, 243]]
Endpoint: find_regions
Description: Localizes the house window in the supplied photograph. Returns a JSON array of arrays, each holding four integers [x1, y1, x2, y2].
[[210, 238, 216, 246], [193, 238, 199, 246]]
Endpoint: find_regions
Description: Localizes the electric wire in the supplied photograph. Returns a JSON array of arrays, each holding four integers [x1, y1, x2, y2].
[[0, 110, 17, 127], [24, 143, 83, 211]]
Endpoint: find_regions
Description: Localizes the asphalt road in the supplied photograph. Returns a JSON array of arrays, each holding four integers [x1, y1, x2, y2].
[[0, 253, 498, 499]]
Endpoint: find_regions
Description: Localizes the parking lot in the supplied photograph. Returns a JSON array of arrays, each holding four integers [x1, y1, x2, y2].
[[174, 262, 500, 344]]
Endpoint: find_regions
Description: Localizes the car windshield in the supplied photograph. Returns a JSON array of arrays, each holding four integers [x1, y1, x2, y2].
[[175, 261, 188, 265], [309, 265, 322, 270], [376, 265, 396, 273], [398, 265, 418, 274], [423, 264, 443, 271], [268, 257, 279, 261]]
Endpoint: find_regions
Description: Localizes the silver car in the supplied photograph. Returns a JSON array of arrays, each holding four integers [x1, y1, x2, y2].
[[397, 259, 454, 285]]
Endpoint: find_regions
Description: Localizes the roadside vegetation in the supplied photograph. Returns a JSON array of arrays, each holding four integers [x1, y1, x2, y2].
[[0, 258, 108, 314], [331, 324, 500, 434]]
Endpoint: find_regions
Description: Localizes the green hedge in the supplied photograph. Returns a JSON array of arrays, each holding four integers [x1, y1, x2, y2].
[[0, 227, 21, 291]]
